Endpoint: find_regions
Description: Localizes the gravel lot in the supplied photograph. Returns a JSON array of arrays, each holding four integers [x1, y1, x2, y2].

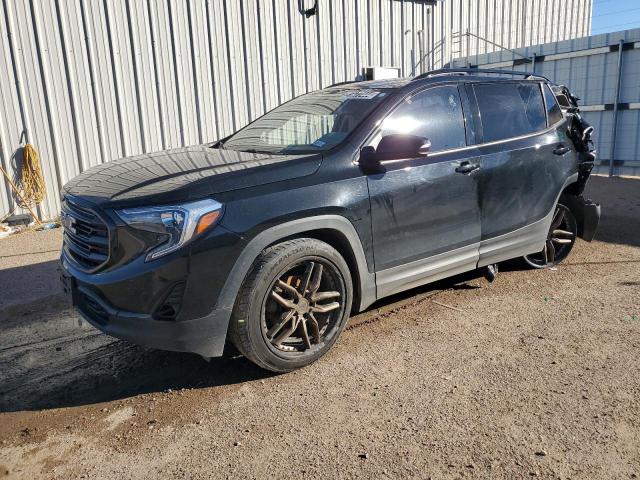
[[1, 175, 639, 480]]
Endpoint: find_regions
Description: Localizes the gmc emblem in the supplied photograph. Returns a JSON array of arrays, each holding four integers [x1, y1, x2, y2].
[[61, 212, 77, 235]]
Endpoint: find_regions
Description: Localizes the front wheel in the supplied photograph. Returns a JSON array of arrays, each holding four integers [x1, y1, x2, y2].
[[229, 238, 353, 372], [522, 203, 577, 269]]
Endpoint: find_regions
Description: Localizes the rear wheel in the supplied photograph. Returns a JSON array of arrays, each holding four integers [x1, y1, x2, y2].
[[229, 238, 352, 372], [522, 203, 577, 269]]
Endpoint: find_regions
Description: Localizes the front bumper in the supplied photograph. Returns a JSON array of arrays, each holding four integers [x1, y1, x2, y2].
[[61, 267, 230, 357]]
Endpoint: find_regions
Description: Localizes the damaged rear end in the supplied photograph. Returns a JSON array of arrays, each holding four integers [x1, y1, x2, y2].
[[553, 84, 601, 242]]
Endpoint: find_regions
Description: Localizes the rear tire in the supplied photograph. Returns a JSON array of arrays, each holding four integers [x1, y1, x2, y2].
[[229, 238, 353, 372], [522, 202, 577, 269]]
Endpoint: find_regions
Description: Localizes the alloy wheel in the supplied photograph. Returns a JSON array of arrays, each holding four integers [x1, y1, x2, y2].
[[261, 259, 345, 354], [523, 204, 577, 268]]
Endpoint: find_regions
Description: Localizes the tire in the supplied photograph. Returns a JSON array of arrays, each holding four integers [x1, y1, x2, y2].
[[228, 238, 353, 372], [522, 202, 578, 269]]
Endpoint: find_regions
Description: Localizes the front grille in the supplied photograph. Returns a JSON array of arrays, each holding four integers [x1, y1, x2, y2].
[[62, 199, 110, 271]]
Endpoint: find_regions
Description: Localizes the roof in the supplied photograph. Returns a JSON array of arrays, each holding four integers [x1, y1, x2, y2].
[[325, 68, 551, 93]]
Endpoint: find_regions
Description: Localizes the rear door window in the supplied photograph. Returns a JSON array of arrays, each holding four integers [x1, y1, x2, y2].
[[543, 84, 564, 125], [380, 85, 467, 152], [473, 82, 547, 143]]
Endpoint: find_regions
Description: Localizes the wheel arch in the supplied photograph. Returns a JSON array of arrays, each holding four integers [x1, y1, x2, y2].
[[212, 216, 377, 354], [559, 179, 591, 239]]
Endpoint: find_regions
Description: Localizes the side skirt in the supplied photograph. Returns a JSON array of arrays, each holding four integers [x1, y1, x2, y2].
[[374, 206, 555, 300], [477, 208, 554, 267], [375, 243, 480, 299]]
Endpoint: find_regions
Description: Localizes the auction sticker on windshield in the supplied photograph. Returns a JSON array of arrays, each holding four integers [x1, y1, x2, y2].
[[342, 89, 381, 100]]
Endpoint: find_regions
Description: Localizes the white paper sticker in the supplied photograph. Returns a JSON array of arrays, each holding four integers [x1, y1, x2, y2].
[[342, 89, 380, 100]]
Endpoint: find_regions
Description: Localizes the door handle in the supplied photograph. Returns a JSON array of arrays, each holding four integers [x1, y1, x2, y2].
[[455, 161, 480, 174], [553, 144, 571, 156]]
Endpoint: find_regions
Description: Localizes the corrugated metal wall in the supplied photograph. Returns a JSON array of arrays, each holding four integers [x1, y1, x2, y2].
[[0, 0, 592, 220], [466, 27, 640, 177]]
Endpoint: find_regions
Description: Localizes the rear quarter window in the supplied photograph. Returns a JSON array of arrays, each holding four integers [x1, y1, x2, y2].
[[543, 84, 564, 125], [473, 82, 547, 143]]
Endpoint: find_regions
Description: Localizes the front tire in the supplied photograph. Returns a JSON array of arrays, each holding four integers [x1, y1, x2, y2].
[[229, 238, 353, 372]]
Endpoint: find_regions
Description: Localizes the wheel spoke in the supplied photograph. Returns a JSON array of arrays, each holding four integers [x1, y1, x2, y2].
[[311, 301, 340, 313], [545, 240, 556, 264], [272, 315, 300, 346], [551, 207, 565, 229], [300, 262, 315, 294], [552, 229, 574, 238], [266, 309, 295, 339], [276, 279, 300, 298], [311, 290, 341, 302], [307, 313, 321, 343], [300, 318, 312, 349], [551, 238, 572, 245], [308, 263, 324, 293], [271, 290, 296, 309]]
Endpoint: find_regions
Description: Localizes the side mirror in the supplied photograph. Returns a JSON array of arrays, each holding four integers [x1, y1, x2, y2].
[[359, 145, 382, 173], [376, 134, 431, 160], [358, 134, 431, 173]]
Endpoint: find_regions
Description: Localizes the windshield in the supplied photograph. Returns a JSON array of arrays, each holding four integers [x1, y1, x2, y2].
[[221, 88, 390, 154]]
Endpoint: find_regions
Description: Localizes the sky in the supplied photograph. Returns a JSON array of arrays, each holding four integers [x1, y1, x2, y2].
[[591, 0, 640, 35]]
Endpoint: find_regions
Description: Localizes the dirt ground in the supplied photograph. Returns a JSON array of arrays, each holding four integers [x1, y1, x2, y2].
[[0, 175, 639, 480]]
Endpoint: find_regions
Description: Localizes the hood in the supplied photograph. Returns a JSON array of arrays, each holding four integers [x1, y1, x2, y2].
[[62, 144, 322, 207]]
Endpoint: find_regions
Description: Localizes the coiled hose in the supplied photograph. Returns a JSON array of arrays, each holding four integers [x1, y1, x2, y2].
[[0, 143, 45, 224], [19, 143, 46, 207]]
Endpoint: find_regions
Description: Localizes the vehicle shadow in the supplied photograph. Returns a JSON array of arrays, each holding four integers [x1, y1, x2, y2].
[[0, 321, 274, 413], [0, 266, 485, 413]]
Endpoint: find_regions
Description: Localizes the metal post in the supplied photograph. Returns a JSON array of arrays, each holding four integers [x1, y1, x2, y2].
[[531, 52, 536, 73], [411, 49, 416, 77], [466, 28, 471, 67], [417, 30, 424, 75], [609, 39, 624, 177]]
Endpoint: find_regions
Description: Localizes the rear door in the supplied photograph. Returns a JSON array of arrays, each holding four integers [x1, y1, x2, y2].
[[468, 81, 578, 266], [365, 84, 482, 298]]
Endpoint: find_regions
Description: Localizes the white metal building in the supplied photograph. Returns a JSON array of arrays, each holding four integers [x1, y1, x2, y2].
[[0, 0, 593, 219]]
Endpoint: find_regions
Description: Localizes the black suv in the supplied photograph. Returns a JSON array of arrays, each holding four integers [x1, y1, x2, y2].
[[60, 68, 600, 372]]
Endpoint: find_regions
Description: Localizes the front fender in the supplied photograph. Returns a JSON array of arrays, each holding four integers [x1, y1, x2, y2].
[[208, 215, 377, 356]]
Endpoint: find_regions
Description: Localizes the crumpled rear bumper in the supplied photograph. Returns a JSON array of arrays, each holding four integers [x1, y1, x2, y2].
[[577, 197, 600, 242]]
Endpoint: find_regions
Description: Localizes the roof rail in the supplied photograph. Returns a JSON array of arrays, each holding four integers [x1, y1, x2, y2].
[[413, 68, 549, 82]]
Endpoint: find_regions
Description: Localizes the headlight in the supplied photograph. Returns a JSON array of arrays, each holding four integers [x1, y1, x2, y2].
[[115, 198, 223, 261]]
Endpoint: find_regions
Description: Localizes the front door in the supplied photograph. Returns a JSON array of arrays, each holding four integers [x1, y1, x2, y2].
[[366, 85, 482, 298]]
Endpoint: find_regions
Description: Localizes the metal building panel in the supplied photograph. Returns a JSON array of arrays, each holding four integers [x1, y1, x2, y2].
[[355, 0, 370, 72], [330, 0, 346, 84], [343, 0, 358, 79], [619, 48, 640, 104], [316, 0, 332, 88], [207, 0, 233, 138], [152, 2, 182, 149], [288, 0, 306, 98], [272, 0, 292, 104], [86, 0, 124, 161], [0, 0, 598, 219], [10, 0, 63, 218], [258, 0, 280, 112]]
